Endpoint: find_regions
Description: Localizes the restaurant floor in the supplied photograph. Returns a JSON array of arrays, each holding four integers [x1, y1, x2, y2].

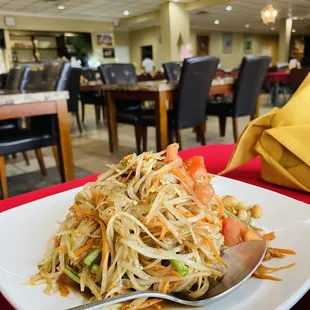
[[5, 95, 274, 196]]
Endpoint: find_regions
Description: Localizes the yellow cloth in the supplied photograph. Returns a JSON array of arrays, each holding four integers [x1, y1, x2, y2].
[[221, 74, 310, 193]]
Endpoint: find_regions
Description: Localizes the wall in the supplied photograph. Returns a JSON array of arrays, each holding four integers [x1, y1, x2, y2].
[[129, 26, 161, 71], [190, 29, 279, 69], [0, 15, 113, 69]]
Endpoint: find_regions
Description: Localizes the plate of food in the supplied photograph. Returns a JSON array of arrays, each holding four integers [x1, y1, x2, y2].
[[0, 144, 309, 310]]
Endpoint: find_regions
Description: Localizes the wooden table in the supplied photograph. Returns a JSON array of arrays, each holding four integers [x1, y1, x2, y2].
[[0, 91, 75, 182], [100, 81, 233, 153]]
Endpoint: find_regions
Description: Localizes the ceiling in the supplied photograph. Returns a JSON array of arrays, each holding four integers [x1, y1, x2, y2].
[[0, 0, 310, 34], [0, 0, 195, 22], [190, 0, 310, 34]]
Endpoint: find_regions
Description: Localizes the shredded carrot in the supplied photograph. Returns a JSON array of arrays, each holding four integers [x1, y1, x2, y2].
[[139, 257, 166, 271], [160, 281, 170, 294], [75, 210, 109, 268], [147, 179, 160, 194], [271, 248, 296, 255], [263, 231, 276, 241], [69, 204, 80, 212], [59, 285, 69, 297], [59, 245, 67, 254], [168, 270, 180, 276], [214, 195, 224, 217], [197, 230, 226, 266], [171, 168, 187, 183], [178, 209, 194, 218], [54, 236, 60, 246], [136, 298, 162, 309], [253, 263, 296, 281], [74, 241, 93, 257], [159, 226, 167, 240]]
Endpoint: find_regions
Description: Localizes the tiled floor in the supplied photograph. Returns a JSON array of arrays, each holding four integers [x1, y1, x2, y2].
[[7, 95, 273, 179]]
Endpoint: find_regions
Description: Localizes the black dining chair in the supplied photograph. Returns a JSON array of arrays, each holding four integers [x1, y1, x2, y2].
[[206, 56, 271, 142], [5, 66, 30, 92], [0, 62, 72, 198], [98, 63, 142, 153], [66, 67, 82, 133], [139, 56, 220, 150], [79, 68, 105, 125], [163, 62, 181, 82], [0, 114, 59, 199]]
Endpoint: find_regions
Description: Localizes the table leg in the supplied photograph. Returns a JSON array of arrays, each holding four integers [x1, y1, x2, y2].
[[106, 91, 118, 153], [273, 83, 279, 107], [155, 92, 168, 152], [56, 99, 75, 182]]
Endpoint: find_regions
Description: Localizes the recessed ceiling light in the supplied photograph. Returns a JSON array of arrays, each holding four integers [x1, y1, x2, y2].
[[271, 27, 275, 31], [57, 5, 65, 10], [123, 10, 130, 16], [226, 5, 232, 11], [292, 16, 298, 20], [292, 28, 296, 33], [214, 20, 220, 24], [245, 24, 250, 28]]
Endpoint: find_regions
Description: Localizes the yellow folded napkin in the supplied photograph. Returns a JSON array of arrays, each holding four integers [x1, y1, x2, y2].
[[221, 74, 310, 192]]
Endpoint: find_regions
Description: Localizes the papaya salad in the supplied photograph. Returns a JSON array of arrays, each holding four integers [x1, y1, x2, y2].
[[30, 144, 295, 309]]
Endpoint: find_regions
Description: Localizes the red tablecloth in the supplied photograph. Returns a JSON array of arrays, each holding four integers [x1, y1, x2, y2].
[[0, 144, 308, 309], [266, 71, 291, 84]]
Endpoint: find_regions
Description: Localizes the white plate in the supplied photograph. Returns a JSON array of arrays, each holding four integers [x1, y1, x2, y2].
[[0, 176, 309, 310]]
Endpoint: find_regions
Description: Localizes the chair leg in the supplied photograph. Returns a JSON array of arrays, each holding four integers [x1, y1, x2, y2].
[[168, 129, 174, 144], [250, 114, 255, 121], [134, 125, 141, 154], [35, 149, 48, 176], [74, 111, 83, 134], [198, 123, 206, 146], [12, 153, 17, 159], [102, 105, 107, 125], [194, 126, 200, 142], [232, 117, 238, 143], [22, 151, 30, 166], [81, 103, 85, 123], [0, 156, 8, 199], [52, 145, 60, 171], [95, 105, 101, 125], [142, 126, 147, 152], [176, 130, 182, 150], [219, 116, 227, 137]]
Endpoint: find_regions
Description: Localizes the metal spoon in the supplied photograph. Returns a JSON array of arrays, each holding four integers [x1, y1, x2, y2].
[[66, 240, 267, 310]]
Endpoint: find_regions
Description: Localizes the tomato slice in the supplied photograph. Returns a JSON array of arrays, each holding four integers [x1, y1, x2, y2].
[[222, 216, 262, 246]]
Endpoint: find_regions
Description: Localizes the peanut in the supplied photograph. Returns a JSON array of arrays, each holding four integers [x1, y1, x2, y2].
[[237, 209, 248, 222], [251, 204, 263, 219], [237, 202, 252, 211], [221, 195, 238, 209]]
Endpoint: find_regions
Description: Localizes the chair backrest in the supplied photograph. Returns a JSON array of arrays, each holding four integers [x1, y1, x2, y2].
[[82, 68, 97, 81], [175, 56, 219, 129], [98, 64, 137, 85], [66, 67, 82, 112], [41, 61, 71, 91], [5, 66, 30, 91], [290, 67, 310, 92], [0, 73, 8, 89], [163, 62, 181, 81], [233, 56, 271, 117], [24, 66, 45, 92]]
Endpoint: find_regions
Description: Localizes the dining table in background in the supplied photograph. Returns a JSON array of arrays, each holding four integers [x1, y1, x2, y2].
[[0, 91, 75, 182], [0, 143, 308, 310], [266, 71, 291, 107], [98, 80, 234, 153]]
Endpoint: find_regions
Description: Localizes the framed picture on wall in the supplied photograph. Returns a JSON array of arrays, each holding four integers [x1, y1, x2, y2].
[[244, 34, 253, 54], [103, 48, 115, 58], [97, 33, 114, 47], [223, 34, 233, 54]]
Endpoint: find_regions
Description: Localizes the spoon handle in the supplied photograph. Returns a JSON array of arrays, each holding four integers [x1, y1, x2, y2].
[[66, 291, 172, 310]]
